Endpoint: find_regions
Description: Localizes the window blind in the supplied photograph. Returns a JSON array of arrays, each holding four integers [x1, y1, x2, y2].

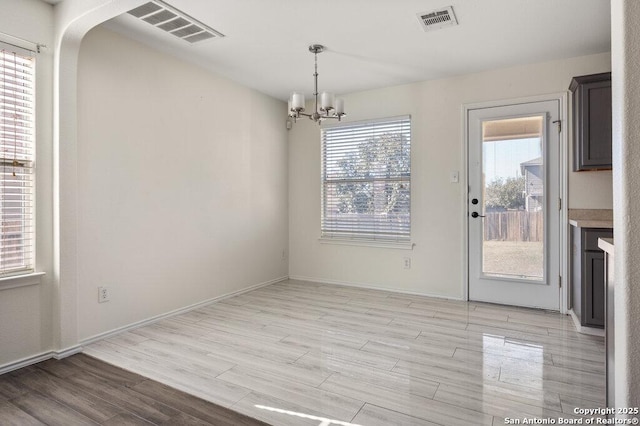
[[0, 46, 35, 276], [321, 116, 411, 242]]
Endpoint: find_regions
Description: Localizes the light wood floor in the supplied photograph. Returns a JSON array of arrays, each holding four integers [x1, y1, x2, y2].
[[85, 280, 606, 426]]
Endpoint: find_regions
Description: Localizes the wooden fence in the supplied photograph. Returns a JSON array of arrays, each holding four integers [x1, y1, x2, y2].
[[484, 211, 543, 242]]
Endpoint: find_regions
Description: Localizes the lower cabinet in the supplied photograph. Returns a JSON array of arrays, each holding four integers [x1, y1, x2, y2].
[[571, 227, 613, 328]]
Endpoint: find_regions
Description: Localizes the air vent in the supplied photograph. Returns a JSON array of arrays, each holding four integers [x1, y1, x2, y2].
[[417, 6, 458, 32], [129, 2, 162, 18], [127, 1, 224, 44]]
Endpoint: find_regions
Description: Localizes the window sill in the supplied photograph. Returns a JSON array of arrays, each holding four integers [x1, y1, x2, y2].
[[0, 272, 45, 291], [319, 238, 415, 250]]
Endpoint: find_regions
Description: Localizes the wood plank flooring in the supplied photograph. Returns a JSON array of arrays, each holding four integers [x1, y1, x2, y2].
[[0, 353, 268, 425], [81, 279, 606, 426]]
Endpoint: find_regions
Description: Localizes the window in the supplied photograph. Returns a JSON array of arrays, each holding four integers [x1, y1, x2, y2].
[[0, 45, 35, 277], [321, 116, 411, 243]]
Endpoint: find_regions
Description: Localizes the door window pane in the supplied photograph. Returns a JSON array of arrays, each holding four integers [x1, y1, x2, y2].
[[481, 116, 544, 281]]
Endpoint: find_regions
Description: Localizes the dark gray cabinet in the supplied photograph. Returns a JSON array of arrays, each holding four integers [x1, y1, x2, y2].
[[569, 72, 612, 171], [571, 227, 612, 328]]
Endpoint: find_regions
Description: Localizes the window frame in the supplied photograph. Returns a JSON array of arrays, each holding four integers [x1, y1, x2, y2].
[[320, 115, 412, 248], [0, 42, 37, 281]]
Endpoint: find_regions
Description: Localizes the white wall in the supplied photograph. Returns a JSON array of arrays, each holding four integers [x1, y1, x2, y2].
[[611, 0, 640, 408], [289, 52, 611, 298], [76, 27, 288, 341], [0, 0, 54, 367]]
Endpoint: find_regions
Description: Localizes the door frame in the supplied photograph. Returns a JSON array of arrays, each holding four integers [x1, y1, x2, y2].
[[461, 93, 569, 313]]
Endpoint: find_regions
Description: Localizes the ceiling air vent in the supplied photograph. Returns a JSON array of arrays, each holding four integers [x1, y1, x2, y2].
[[417, 6, 458, 32], [127, 1, 224, 44]]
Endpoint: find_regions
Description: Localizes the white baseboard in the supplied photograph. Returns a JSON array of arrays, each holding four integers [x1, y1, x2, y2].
[[288, 275, 463, 301], [79, 276, 288, 346], [53, 345, 83, 360], [568, 308, 605, 337], [0, 351, 53, 375]]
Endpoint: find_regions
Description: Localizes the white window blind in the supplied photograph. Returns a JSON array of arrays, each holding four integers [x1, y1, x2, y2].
[[0, 46, 35, 277], [321, 116, 411, 242]]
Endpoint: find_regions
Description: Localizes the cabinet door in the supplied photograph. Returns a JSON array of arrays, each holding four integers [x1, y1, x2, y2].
[[571, 227, 582, 319], [583, 251, 605, 327], [571, 73, 612, 171]]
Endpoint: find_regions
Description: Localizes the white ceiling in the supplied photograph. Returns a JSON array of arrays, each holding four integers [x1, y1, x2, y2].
[[63, 0, 612, 101]]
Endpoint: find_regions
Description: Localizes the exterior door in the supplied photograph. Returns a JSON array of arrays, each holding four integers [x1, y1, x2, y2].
[[468, 100, 560, 310]]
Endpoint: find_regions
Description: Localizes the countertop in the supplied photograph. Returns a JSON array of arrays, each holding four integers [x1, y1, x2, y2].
[[598, 237, 614, 254], [569, 219, 614, 228], [568, 208, 613, 229]]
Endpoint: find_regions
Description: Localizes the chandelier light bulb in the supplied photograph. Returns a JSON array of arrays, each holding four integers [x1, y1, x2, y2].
[[291, 92, 305, 111], [320, 92, 335, 111]]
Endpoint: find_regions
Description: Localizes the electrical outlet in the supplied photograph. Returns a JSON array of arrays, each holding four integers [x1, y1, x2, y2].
[[403, 257, 411, 269], [98, 286, 110, 303]]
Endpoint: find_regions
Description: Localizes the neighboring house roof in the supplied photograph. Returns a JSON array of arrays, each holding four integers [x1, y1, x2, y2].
[[520, 156, 542, 175]]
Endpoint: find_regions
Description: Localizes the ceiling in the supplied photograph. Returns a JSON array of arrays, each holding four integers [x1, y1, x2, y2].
[[50, 0, 611, 101]]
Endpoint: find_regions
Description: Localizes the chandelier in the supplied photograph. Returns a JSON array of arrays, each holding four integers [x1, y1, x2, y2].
[[288, 44, 345, 124]]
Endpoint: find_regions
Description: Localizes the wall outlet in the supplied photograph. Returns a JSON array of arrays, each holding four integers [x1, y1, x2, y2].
[[403, 257, 411, 269], [98, 286, 110, 303]]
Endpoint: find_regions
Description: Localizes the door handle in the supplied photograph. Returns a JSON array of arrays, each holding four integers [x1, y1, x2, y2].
[[471, 212, 485, 218]]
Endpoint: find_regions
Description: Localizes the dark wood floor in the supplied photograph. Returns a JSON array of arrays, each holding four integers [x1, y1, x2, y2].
[[0, 353, 269, 426]]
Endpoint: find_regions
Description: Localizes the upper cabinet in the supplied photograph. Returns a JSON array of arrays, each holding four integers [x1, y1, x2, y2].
[[569, 72, 612, 171]]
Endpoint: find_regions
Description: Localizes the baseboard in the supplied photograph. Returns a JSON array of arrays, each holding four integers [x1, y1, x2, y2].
[[53, 345, 83, 360], [79, 275, 288, 346], [288, 275, 463, 301], [0, 351, 52, 375], [568, 309, 605, 337]]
